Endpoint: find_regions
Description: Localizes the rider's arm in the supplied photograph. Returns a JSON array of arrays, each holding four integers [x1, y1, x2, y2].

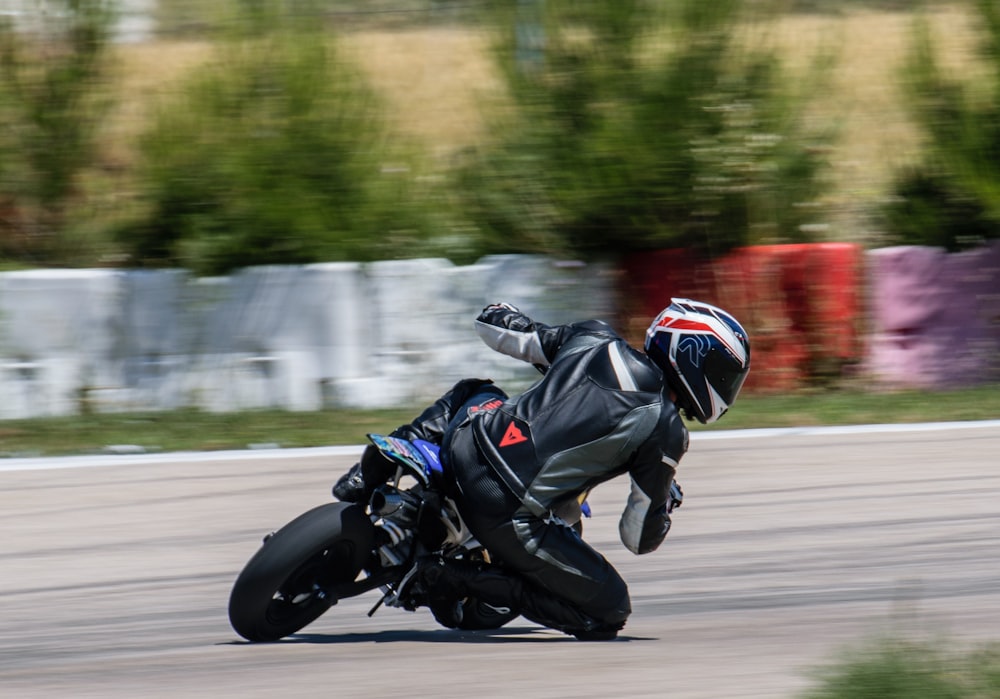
[[618, 408, 688, 554], [475, 303, 616, 369]]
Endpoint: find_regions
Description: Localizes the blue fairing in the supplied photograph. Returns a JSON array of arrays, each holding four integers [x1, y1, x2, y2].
[[413, 440, 443, 476]]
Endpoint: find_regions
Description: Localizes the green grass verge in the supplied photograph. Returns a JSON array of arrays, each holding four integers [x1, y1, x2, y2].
[[1, 385, 998, 457], [0, 407, 417, 457], [801, 637, 1000, 699], [692, 383, 1000, 432]]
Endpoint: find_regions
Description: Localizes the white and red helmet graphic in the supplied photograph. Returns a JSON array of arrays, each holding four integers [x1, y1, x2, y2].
[[644, 298, 750, 424]]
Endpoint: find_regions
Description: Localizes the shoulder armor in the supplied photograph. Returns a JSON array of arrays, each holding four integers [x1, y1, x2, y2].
[[586, 339, 662, 394]]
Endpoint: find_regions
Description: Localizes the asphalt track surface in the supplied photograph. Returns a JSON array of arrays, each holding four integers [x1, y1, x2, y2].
[[2, 422, 998, 698]]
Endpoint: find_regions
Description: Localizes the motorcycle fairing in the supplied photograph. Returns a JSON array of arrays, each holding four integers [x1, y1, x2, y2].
[[366, 433, 442, 485]]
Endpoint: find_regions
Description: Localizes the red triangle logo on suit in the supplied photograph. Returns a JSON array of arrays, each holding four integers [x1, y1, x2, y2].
[[499, 422, 528, 447]]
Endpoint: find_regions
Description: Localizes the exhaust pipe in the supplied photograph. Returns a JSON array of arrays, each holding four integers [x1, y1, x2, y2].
[[370, 486, 419, 525]]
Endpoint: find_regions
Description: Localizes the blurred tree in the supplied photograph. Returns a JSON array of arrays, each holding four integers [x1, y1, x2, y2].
[[453, 0, 832, 260], [883, 0, 1000, 251], [0, 0, 116, 265], [118, 0, 434, 275]]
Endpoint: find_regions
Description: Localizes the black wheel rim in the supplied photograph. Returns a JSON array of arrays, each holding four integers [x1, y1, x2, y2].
[[264, 539, 358, 627]]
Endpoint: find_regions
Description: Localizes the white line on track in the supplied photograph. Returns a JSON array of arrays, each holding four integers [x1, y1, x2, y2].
[[1, 420, 998, 474], [0, 445, 366, 473], [691, 419, 1000, 441]]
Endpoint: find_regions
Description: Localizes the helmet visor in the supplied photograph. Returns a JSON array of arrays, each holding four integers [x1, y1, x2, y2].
[[703, 346, 749, 407]]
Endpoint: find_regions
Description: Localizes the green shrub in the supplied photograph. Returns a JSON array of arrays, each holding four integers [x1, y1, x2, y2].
[[119, 1, 433, 275], [453, 0, 832, 261], [883, 0, 1000, 251], [0, 0, 115, 265], [882, 167, 995, 250], [803, 638, 1000, 699]]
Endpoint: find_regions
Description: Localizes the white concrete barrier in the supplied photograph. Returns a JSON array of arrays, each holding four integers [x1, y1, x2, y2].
[[182, 264, 374, 412], [0, 257, 617, 417], [0, 270, 122, 417]]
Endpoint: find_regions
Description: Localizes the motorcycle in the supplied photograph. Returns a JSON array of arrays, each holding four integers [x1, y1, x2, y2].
[[228, 433, 586, 642]]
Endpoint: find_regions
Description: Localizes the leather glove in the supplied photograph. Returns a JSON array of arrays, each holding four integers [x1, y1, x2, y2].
[[667, 480, 683, 513], [481, 302, 520, 314]]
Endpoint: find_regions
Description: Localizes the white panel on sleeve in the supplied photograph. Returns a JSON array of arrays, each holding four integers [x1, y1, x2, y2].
[[618, 475, 651, 554], [475, 320, 550, 366]]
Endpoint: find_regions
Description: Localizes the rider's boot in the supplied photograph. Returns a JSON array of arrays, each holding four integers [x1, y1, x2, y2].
[[332, 444, 397, 503], [419, 558, 624, 640]]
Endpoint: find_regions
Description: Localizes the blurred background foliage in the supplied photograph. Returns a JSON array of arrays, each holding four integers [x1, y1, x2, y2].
[[0, 0, 116, 266], [881, 0, 1000, 251], [116, 0, 439, 274], [0, 0, 995, 272], [453, 0, 832, 260]]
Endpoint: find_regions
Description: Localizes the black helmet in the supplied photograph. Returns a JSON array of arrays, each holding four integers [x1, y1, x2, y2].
[[644, 298, 751, 424]]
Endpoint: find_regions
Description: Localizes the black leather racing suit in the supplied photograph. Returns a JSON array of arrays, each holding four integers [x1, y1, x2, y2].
[[393, 306, 689, 637]]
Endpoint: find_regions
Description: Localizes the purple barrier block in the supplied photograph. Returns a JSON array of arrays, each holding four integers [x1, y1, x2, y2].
[[867, 242, 1000, 388], [950, 241, 1000, 379], [869, 246, 949, 333]]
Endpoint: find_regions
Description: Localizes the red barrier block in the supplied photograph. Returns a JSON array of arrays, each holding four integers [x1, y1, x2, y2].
[[622, 243, 863, 392]]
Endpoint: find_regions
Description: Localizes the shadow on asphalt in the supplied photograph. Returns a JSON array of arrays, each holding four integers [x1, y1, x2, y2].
[[221, 626, 654, 645]]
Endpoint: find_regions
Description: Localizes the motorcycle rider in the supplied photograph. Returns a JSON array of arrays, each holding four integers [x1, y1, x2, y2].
[[334, 298, 750, 640]]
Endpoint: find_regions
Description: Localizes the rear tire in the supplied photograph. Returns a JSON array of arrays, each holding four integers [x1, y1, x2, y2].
[[228, 503, 375, 642]]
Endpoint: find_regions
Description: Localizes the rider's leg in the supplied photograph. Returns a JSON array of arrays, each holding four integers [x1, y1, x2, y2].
[[333, 378, 507, 503], [442, 427, 631, 639], [419, 555, 628, 640], [399, 378, 506, 442]]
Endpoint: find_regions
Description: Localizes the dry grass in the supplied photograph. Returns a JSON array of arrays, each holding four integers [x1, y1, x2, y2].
[[766, 7, 982, 237], [341, 27, 506, 160], [103, 28, 504, 165], [104, 6, 984, 230], [102, 40, 214, 167]]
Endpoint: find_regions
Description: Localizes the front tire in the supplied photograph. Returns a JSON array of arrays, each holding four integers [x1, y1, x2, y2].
[[228, 503, 375, 642]]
